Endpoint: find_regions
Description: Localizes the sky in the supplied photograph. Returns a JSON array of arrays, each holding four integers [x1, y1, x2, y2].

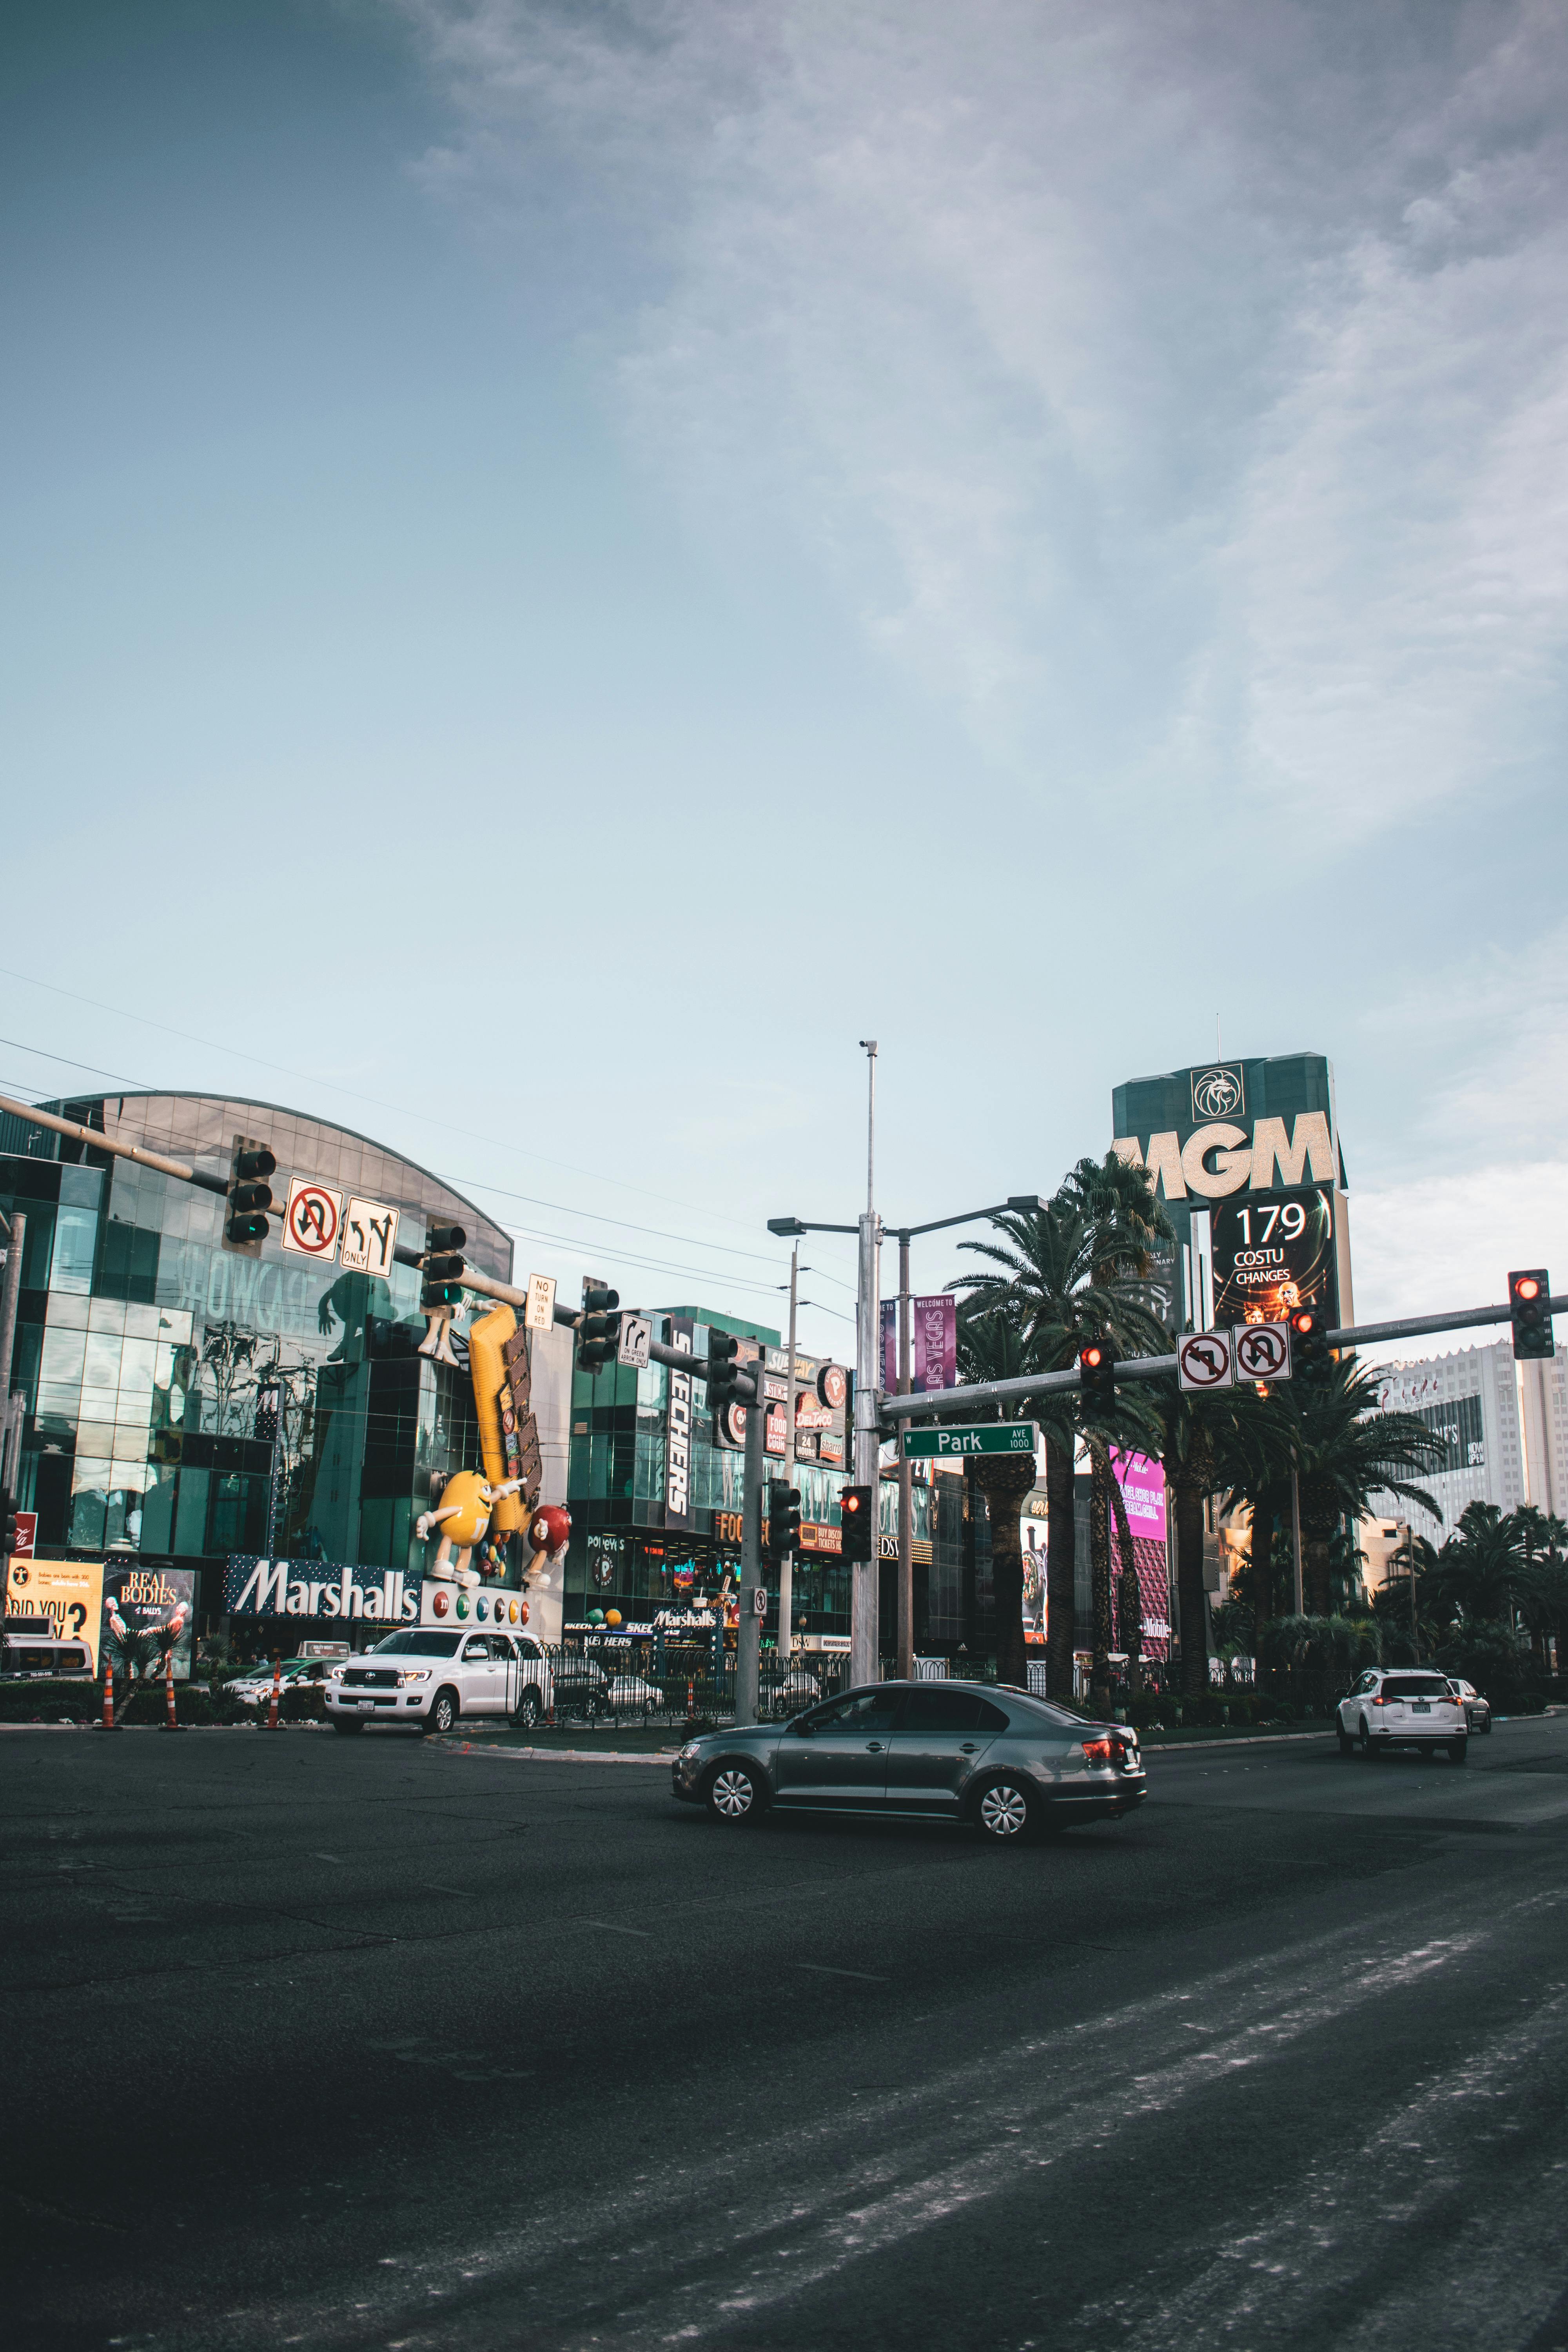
[[3, 0, 1566, 1363]]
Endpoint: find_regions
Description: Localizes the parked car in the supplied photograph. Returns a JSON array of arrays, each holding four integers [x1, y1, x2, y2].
[[671, 1679, 1146, 1842], [225, 1657, 339, 1706], [1, 1616, 93, 1678], [1337, 1669, 1468, 1760], [325, 1629, 551, 1734], [759, 1664, 823, 1718], [1446, 1677, 1493, 1734]]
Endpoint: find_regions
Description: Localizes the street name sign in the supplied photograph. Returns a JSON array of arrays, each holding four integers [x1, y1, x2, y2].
[[901, 1422, 1038, 1459], [1232, 1320, 1292, 1384], [1178, 1330, 1232, 1391]]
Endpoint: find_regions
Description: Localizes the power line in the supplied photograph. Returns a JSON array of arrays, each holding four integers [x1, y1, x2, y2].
[[0, 975, 769, 1233], [0, 1035, 797, 1272]]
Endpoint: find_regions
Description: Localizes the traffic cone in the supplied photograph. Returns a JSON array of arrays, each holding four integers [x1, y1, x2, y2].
[[102, 1656, 115, 1730], [268, 1654, 281, 1730], [163, 1646, 179, 1730]]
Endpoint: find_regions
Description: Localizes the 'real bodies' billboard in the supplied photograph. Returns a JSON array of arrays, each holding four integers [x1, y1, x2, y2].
[[1111, 1054, 1353, 1336]]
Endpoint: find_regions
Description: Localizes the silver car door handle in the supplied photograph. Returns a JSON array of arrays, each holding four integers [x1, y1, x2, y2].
[[866, 1741, 883, 1751], [961, 1743, 977, 1753]]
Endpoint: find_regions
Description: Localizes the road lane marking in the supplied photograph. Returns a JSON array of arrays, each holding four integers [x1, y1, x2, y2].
[[577, 1918, 652, 1937], [795, 1963, 887, 1982]]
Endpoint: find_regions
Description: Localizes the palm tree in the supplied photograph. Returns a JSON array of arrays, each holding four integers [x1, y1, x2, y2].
[[950, 1173, 1172, 1699], [1252, 1356, 1445, 1616], [953, 1298, 1043, 1690], [1428, 1502, 1542, 1624]]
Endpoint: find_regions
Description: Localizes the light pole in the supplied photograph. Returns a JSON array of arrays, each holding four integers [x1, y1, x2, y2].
[[770, 1187, 1044, 1684], [779, 1242, 800, 1663]]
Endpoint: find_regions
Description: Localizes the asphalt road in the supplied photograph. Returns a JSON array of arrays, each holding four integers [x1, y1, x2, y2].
[[4, 1714, 1568, 2352]]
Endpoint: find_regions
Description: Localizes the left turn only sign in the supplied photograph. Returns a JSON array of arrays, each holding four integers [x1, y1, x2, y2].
[[282, 1178, 344, 1259]]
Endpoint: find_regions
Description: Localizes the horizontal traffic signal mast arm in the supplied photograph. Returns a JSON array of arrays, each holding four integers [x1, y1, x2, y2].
[[0, 1093, 233, 1195], [411, 1254, 761, 1399], [876, 1294, 1568, 1428]]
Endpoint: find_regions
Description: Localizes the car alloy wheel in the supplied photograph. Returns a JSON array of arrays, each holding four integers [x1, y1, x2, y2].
[[976, 1780, 1032, 1842], [514, 1689, 541, 1728], [427, 1690, 458, 1736], [706, 1764, 760, 1821]]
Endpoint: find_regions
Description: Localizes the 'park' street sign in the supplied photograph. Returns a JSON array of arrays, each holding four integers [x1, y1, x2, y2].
[[901, 1422, 1038, 1460]]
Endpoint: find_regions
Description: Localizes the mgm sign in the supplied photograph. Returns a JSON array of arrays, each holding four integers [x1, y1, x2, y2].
[[1111, 1053, 1353, 1336]]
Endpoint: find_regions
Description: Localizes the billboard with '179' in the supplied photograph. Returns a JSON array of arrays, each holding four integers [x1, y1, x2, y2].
[[1209, 1186, 1339, 1332]]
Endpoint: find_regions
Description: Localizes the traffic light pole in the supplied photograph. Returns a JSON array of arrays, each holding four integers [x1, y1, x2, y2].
[[851, 1207, 881, 1687], [736, 1346, 768, 1726], [875, 1294, 1568, 1428], [896, 1228, 914, 1681]]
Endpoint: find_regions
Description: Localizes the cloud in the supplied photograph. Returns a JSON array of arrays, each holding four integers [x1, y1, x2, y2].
[[399, 0, 1568, 853]]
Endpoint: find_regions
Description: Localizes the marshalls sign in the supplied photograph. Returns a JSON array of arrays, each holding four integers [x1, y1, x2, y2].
[[225, 1557, 419, 1622]]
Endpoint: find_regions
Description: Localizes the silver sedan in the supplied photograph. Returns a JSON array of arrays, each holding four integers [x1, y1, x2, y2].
[[671, 1679, 1146, 1843]]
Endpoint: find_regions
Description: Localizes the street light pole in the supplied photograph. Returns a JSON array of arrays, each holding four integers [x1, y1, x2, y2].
[[896, 1229, 914, 1679], [779, 1243, 800, 1663], [851, 1043, 882, 1687], [736, 1330, 768, 1726]]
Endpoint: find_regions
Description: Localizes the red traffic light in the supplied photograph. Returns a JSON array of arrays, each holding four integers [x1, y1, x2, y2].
[[1515, 1276, 1541, 1301], [1080, 1345, 1103, 1369], [1291, 1310, 1316, 1335]]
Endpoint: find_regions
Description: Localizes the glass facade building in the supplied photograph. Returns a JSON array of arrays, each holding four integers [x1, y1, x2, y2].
[[0, 1093, 512, 1619]]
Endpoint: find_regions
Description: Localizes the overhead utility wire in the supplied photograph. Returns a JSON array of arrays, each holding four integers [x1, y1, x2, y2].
[[0, 1034, 796, 1270], [0, 971, 768, 1235]]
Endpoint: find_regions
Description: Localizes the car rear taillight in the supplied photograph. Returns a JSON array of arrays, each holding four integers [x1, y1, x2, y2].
[[1082, 1738, 1114, 1764]]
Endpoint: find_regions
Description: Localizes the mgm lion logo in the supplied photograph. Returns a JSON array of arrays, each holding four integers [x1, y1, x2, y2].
[[1191, 1065, 1244, 1121]]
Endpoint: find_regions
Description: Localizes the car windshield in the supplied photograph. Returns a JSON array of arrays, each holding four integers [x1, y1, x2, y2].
[[368, 1631, 463, 1658], [1382, 1675, 1451, 1698]]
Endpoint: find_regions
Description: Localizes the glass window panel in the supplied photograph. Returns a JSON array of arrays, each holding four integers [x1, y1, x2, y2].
[[75, 1419, 116, 1457], [157, 1307, 194, 1346], [40, 1327, 87, 1387], [88, 1298, 128, 1336], [45, 1291, 89, 1331], [118, 1339, 158, 1393], [174, 1467, 210, 1553], [125, 1303, 161, 1339], [50, 1205, 98, 1295], [69, 1481, 107, 1550], [140, 1470, 178, 1553], [83, 1330, 123, 1390]]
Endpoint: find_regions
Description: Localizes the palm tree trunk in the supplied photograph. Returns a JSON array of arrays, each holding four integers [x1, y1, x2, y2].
[[1171, 1470, 1210, 1699], [973, 1455, 1037, 1689], [1044, 1433, 1077, 1701], [1303, 1532, 1333, 1619]]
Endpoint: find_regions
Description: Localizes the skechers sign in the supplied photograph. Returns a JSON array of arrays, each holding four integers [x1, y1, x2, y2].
[[225, 1556, 419, 1622]]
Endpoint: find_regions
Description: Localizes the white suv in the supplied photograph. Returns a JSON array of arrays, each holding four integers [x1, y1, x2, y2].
[[327, 1629, 552, 1735], [1338, 1669, 1468, 1762]]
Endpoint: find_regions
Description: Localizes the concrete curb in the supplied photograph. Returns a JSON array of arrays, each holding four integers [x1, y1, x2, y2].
[[437, 1738, 677, 1766]]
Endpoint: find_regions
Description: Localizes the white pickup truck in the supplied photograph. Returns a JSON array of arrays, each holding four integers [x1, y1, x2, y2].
[[326, 1627, 553, 1735]]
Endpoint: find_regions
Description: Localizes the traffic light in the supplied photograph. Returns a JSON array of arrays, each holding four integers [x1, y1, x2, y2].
[[577, 1283, 621, 1373], [707, 1328, 743, 1413], [1078, 1339, 1116, 1412], [224, 1135, 276, 1250], [840, 1484, 873, 1563], [1509, 1269, 1554, 1361], [1290, 1307, 1331, 1375], [0, 1488, 18, 1552], [766, 1481, 802, 1565]]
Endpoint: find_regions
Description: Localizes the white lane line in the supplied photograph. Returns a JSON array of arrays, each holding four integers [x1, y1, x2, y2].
[[795, 1963, 888, 1983], [577, 1919, 652, 1938], [202, 1883, 1568, 2352], [312, 1853, 348, 1863]]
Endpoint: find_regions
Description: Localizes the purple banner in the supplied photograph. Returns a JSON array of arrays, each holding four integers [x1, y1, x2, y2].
[[913, 1294, 956, 1394], [880, 1295, 957, 1392]]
